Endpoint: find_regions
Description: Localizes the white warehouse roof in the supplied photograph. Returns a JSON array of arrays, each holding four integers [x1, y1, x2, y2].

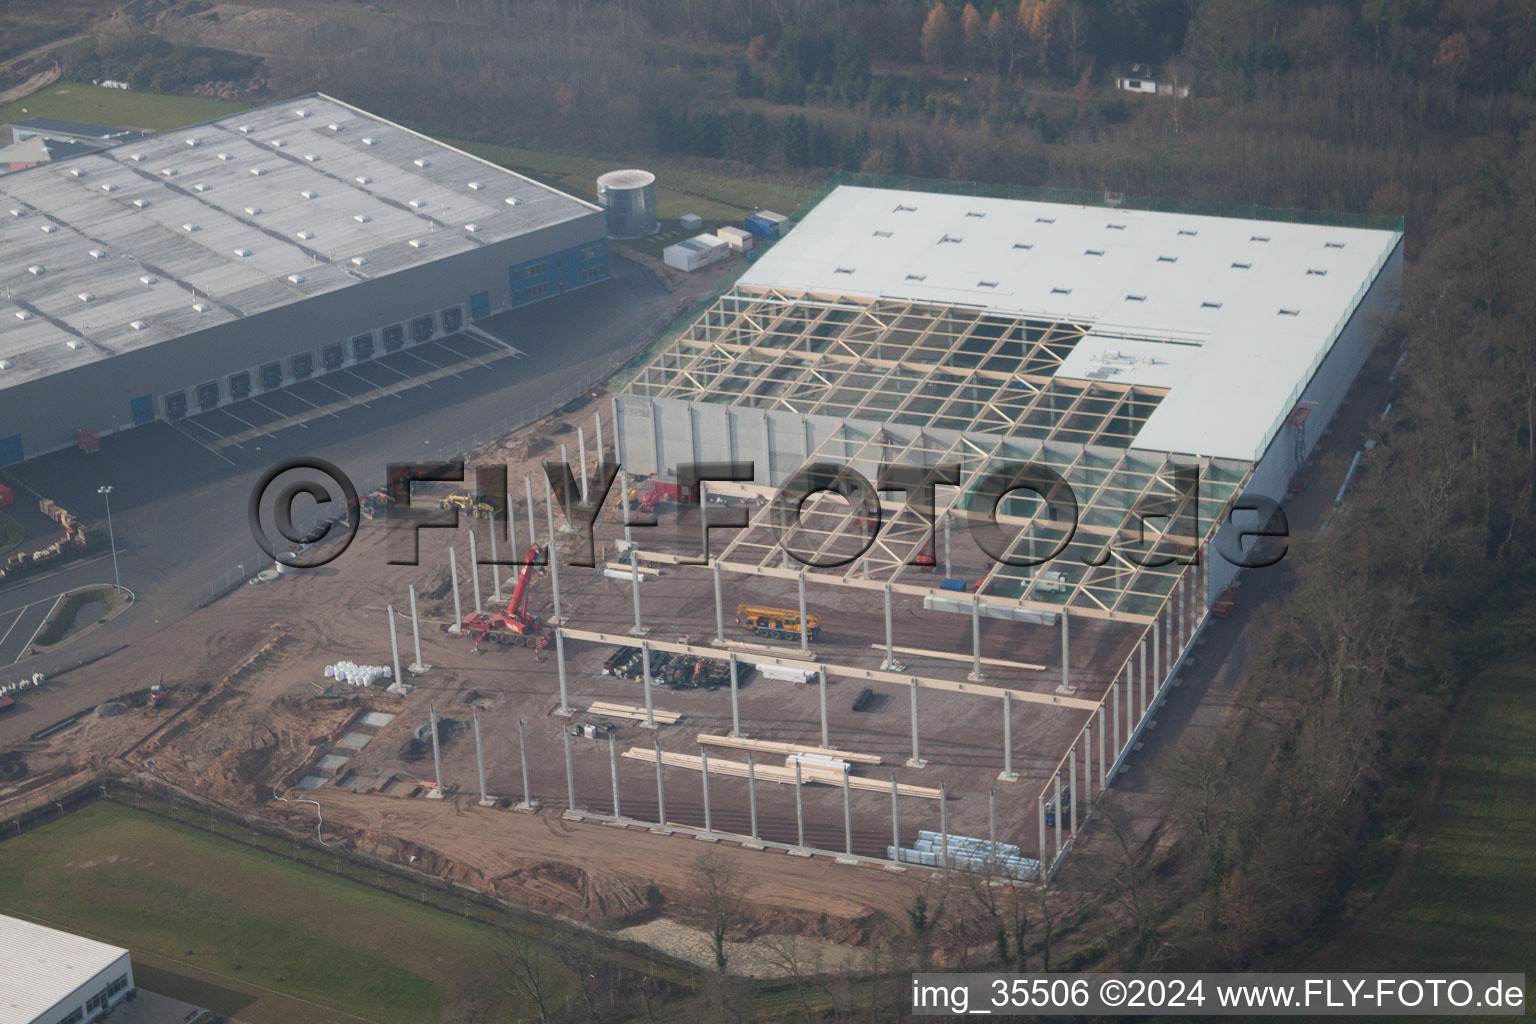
[[0, 93, 599, 392], [0, 914, 129, 1024], [740, 186, 1401, 460]]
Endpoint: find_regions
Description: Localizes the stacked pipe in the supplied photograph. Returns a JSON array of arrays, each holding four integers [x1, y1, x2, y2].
[[887, 830, 1042, 880]]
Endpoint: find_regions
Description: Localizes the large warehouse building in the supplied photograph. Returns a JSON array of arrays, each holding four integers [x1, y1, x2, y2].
[[0, 93, 609, 467], [0, 913, 134, 1024], [608, 181, 1401, 868]]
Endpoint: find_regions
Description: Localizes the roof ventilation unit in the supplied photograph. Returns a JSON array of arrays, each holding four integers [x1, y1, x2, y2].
[[27, 265, 44, 275], [294, 108, 311, 118], [0, 359, 11, 369], [245, 206, 262, 216], [233, 248, 251, 257], [66, 339, 84, 350], [408, 239, 424, 249], [88, 249, 104, 259], [193, 183, 210, 192], [1126, 294, 1146, 302], [361, 137, 376, 146], [1231, 261, 1251, 270], [1051, 287, 1071, 295], [182, 223, 199, 232], [217, 153, 233, 161], [130, 320, 147, 330], [965, 211, 986, 218], [464, 223, 480, 233], [185, 138, 200, 147], [408, 199, 426, 208], [301, 190, 317, 199], [1107, 223, 1126, 230], [414, 158, 430, 167], [327, 123, 342, 132], [353, 214, 370, 223], [350, 256, 368, 266], [1035, 216, 1055, 223], [250, 167, 266, 176], [160, 168, 178, 177], [296, 230, 314, 240], [355, 175, 371, 185], [192, 302, 210, 312], [132, 199, 150, 208], [304, 153, 319, 162], [7, 209, 21, 217], [100, 183, 117, 192], [139, 275, 156, 285], [67, 168, 85, 177], [467, 181, 484, 190], [269, 139, 286, 148], [129, 153, 145, 162], [287, 274, 305, 284], [504, 197, 520, 206], [978, 280, 998, 288], [12, 307, 31, 319], [39, 225, 56, 234]]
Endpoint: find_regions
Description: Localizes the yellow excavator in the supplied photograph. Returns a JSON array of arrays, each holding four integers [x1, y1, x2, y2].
[[441, 491, 504, 520]]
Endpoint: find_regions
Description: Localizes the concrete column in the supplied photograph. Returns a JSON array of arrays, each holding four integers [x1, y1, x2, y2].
[[794, 760, 805, 848], [524, 475, 537, 548], [1098, 706, 1107, 792], [387, 604, 402, 687], [474, 710, 490, 806], [1082, 725, 1092, 803], [1053, 774, 1062, 861], [608, 733, 621, 818], [1164, 599, 1173, 679], [593, 411, 604, 468], [907, 679, 925, 768], [700, 748, 712, 833], [818, 667, 830, 748], [562, 725, 576, 811], [555, 631, 570, 716], [998, 690, 1017, 782], [653, 737, 666, 827], [940, 784, 949, 869], [943, 512, 952, 579], [448, 547, 462, 626], [489, 503, 503, 601], [1069, 744, 1078, 836], [468, 532, 483, 615], [797, 571, 809, 654], [408, 584, 427, 673], [517, 717, 535, 811], [747, 753, 759, 841], [1037, 794, 1047, 875], [578, 426, 589, 504], [712, 561, 725, 644], [1059, 609, 1071, 692], [629, 548, 645, 636], [729, 653, 741, 738], [1141, 636, 1150, 716], [640, 641, 656, 729], [890, 775, 900, 863], [429, 705, 444, 798], [882, 583, 896, 669], [619, 469, 633, 545], [1178, 574, 1187, 657], [842, 768, 853, 855], [1112, 673, 1121, 767], [969, 596, 983, 681], [543, 475, 563, 625]]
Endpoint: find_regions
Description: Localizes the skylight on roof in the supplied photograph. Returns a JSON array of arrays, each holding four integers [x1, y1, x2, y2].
[[1107, 223, 1126, 230], [1051, 286, 1071, 294], [1085, 249, 1104, 256], [1250, 235, 1270, 243], [1232, 261, 1251, 269], [834, 267, 855, 274], [872, 230, 893, 238], [938, 234, 962, 244], [1201, 301, 1222, 309], [893, 204, 917, 212], [1157, 255, 1177, 263], [1035, 217, 1055, 223], [905, 273, 926, 281], [978, 280, 998, 288], [1013, 242, 1033, 250], [1324, 241, 1345, 249], [1278, 308, 1300, 316], [1177, 228, 1198, 236], [1126, 294, 1146, 302], [1306, 268, 1328, 276], [965, 211, 986, 218]]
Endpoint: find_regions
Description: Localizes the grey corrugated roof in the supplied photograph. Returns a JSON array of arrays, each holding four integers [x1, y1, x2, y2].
[[0, 93, 599, 391]]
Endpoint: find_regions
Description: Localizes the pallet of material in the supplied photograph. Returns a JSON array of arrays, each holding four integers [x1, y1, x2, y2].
[[589, 700, 682, 724], [696, 733, 882, 765], [622, 747, 942, 799], [604, 561, 663, 576]]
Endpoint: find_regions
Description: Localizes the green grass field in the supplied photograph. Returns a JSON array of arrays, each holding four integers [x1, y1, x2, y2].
[[0, 802, 567, 1023], [0, 81, 249, 132], [1344, 659, 1536, 971]]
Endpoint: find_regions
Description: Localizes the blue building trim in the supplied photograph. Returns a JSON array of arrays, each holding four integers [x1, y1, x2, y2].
[[508, 238, 609, 307]]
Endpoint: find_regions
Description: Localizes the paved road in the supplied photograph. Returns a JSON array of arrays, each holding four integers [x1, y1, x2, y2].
[[0, 256, 673, 734]]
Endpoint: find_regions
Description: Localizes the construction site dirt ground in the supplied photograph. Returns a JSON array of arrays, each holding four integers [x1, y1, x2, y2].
[[0, 386, 1149, 950]]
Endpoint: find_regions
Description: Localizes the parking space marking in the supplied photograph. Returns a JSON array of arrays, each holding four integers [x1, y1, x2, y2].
[[250, 398, 307, 429], [0, 604, 31, 653]]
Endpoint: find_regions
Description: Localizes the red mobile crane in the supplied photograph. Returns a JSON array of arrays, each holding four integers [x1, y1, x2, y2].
[[455, 542, 556, 649]]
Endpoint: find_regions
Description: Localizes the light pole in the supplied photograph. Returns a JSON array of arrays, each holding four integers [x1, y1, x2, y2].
[[97, 485, 120, 591]]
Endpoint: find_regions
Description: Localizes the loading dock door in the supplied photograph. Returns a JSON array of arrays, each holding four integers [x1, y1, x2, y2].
[[130, 394, 154, 426], [0, 435, 21, 468]]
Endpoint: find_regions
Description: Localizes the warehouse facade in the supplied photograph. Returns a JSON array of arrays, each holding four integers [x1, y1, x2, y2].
[[0, 913, 134, 1024], [0, 94, 609, 466]]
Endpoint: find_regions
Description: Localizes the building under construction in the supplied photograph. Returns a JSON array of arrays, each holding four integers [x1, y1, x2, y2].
[[600, 180, 1403, 871]]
